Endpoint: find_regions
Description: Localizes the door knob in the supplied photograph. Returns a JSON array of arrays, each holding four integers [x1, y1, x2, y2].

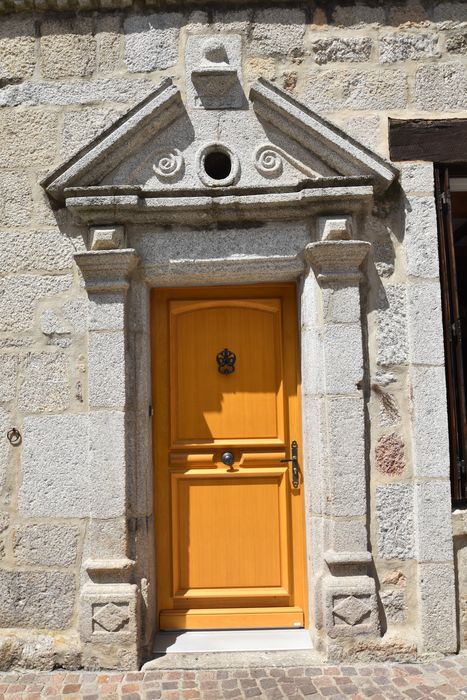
[[221, 451, 235, 467]]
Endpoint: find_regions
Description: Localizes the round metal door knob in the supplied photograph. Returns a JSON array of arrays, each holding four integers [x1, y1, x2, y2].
[[221, 451, 235, 467]]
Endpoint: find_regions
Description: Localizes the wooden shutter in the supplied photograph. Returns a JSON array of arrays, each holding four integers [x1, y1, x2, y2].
[[435, 165, 467, 502]]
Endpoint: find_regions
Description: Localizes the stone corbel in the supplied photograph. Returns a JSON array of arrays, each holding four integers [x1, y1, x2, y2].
[[302, 219, 379, 644]]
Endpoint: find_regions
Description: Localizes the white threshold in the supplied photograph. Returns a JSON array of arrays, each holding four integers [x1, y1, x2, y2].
[[152, 629, 313, 654]]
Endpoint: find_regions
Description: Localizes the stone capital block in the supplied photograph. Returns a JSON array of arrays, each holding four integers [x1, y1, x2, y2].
[[90, 225, 125, 251], [304, 240, 371, 285], [318, 216, 353, 241], [80, 582, 139, 669], [74, 249, 139, 293], [323, 575, 380, 639]]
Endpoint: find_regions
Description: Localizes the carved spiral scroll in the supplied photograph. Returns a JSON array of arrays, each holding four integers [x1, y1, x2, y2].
[[254, 145, 284, 177], [153, 149, 184, 180]]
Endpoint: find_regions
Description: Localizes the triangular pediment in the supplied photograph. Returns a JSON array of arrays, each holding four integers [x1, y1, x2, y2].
[[42, 77, 397, 207]]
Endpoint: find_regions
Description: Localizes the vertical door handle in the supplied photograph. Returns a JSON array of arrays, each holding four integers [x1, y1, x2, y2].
[[281, 440, 299, 488]]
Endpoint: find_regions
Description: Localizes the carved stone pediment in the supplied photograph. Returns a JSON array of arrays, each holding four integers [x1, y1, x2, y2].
[[42, 71, 397, 225]]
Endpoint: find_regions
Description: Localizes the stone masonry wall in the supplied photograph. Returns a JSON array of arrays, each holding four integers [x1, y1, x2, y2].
[[0, 0, 466, 666]]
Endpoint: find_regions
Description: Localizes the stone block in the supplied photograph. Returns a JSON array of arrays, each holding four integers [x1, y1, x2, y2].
[[14, 524, 80, 566], [311, 37, 372, 64], [380, 33, 439, 63], [250, 8, 306, 56], [376, 484, 415, 560], [90, 226, 125, 251], [83, 518, 128, 561], [331, 5, 385, 26], [88, 332, 126, 409], [375, 433, 405, 476], [323, 323, 363, 394], [304, 68, 407, 112], [0, 354, 20, 403], [0, 18, 36, 83], [404, 196, 440, 279], [414, 62, 467, 110], [377, 284, 408, 367], [0, 408, 10, 493], [0, 571, 75, 628], [415, 481, 453, 562], [63, 299, 88, 333], [0, 171, 33, 227], [322, 284, 361, 324], [18, 352, 70, 414], [327, 397, 366, 518], [89, 293, 125, 331], [0, 274, 72, 333], [212, 8, 251, 34], [328, 518, 368, 553], [323, 575, 379, 638], [0, 79, 154, 108], [0, 109, 59, 167], [40, 18, 96, 79], [381, 589, 407, 623], [419, 563, 457, 653], [331, 115, 382, 152], [433, 2, 467, 22], [446, 31, 467, 54], [410, 366, 450, 477], [62, 107, 126, 159], [89, 411, 126, 519], [0, 230, 74, 275], [95, 16, 122, 74], [399, 161, 434, 194], [124, 13, 181, 72], [19, 414, 89, 517], [245, 56, 276, 84], [407, 283, 445, 365]]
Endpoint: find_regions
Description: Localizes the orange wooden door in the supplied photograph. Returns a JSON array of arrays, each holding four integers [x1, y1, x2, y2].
[[152, 284, 307, 630]]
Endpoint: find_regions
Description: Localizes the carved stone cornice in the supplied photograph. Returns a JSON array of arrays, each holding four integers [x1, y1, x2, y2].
[[304, 240, 371, 284], [74, 249, 139, 293]]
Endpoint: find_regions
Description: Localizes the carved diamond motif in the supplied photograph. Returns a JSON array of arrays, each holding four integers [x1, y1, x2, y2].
[[333, 595, 371, 626], [93, 603, 129, 633]]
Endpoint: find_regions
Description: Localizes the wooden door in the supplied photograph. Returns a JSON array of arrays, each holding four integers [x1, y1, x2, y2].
[[152, 284, 307, 630]]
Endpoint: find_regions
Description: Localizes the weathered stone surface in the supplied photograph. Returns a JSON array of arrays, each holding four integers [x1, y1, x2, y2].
[[0, 354, 20, 403], [410, 366, 450, 478], [380, 33, 439, 63], [381, 589, 407, 623], [375, 433, 405, 476], [0, 571, 75, 628], [124, 13, 181, 72], [404, 197, 440, 278], [414, 62, 467, 110], [0, 275, 72, 333], [331, 5, 385, 26], [95, 16, 122, 74], [376, 484, 415, 560], [407, 283, 445, 365], [433, 2, 467, 22], [0, 231, 73, 274], [0, 79, 154, 108], [250, 8, 306, 56], [311, 37, 372, 64], [89, 332, 126, 409], [415, 481, 453, 562], [14, 524, 80, 566], [0, 109, 59, 167], [332, 115, 382, 152], [377, 284, 408, 367], [446, 31, 467, 54], [419, 563, 457, 653], [399, 161, 434, 194], [62, 107, 126, 159], [323, 323, 363, 394], [19, 414, 89, 517], [89, 411, 126, 518], [0, 408, 10, 493], [40, 18, 96, 79], [304, 68, 407, 112], [378, 389, 400, 428], [18, 353, 70, 414], [0, 18, 36, 83], [89, 293, 125, 331], [0, 172, 33, 227]]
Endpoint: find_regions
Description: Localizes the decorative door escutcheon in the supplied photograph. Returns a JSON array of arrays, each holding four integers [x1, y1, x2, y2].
[[216, 348, 236, 374]]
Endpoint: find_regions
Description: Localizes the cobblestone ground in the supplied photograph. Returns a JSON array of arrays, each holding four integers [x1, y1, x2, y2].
[[0, 653, 466, 699]]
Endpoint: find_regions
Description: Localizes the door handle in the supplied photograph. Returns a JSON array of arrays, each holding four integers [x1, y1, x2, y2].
[[281, 440, 299, 488]]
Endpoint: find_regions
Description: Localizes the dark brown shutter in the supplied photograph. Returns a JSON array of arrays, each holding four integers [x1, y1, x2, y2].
[[435, 165, 467, 502]]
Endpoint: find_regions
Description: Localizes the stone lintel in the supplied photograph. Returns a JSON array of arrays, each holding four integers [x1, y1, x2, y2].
[[65, 184, 373, 226], [304, 240, 371, 284], [75, 249, 139, 293]]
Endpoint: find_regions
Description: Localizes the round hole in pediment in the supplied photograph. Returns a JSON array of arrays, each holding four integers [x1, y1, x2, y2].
[[204, 150, 232, 181]]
